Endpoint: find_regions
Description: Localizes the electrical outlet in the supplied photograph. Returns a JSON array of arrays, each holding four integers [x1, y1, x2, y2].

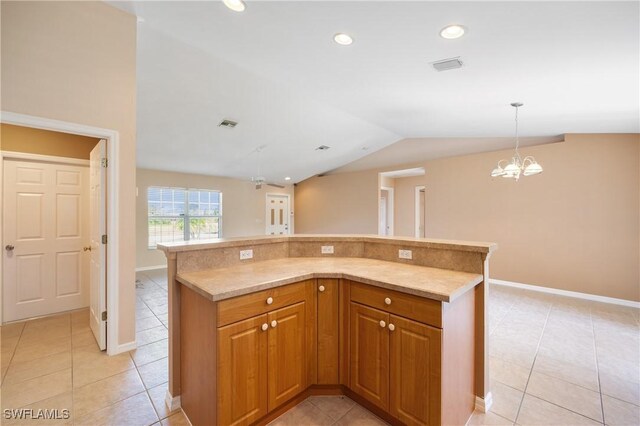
[[398, 249, 413, 260], [321, 245, 334, 254], [239, 249, 253, 260]]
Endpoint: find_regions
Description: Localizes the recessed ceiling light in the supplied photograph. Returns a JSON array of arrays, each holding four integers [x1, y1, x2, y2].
[[223, 0, 245, 12], [284, 177, 291, 181], [333, 33, 353, 46], [440, 24, 466, 39]]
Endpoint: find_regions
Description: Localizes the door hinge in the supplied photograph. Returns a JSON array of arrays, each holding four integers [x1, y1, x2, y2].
[[101, 158, 108, 168], [101, 311, 107, 321], [101, 234, 108, 244]]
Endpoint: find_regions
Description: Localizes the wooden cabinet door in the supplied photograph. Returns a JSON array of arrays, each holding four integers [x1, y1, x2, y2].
[[267, 302, 306, 411], [389, 315, 442, 426], [217, 314, 268, 426], [350, 302, 389, 410], [317, 279, 339, 384]]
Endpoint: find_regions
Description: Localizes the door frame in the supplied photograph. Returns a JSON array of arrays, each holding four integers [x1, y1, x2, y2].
[[380, 186, 394, 236], [414, 185, 426, 238], [265, 193, 292, 235], [0, 111, 121, 355]]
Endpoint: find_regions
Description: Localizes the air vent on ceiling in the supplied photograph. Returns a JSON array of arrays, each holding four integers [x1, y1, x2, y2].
[[316, 145, 330, 151], [218, 119, 238, 128], [431, 57, 463, 72]]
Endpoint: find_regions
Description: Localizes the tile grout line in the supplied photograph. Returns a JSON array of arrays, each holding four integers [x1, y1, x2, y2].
[[521, 393, 606, 425], [1, 321, 26, 383], [512, 300, 552, 423], [590, 305, 606, 425]]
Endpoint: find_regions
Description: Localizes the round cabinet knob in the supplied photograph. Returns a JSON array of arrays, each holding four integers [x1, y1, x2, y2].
[[384, 297, 392, 305], [271, 320, 278, 328], [261, 323, 268, 331], [379, 320, 386, 328], [388, 324, 395, 331], [266, 297, 274, 305], [318, 285, 325, 292]]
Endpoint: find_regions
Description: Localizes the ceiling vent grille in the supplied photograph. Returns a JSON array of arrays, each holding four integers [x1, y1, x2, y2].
[[431, 57, 464, 72], [218, 119, 238, 128], [315, 145, 330, 151]]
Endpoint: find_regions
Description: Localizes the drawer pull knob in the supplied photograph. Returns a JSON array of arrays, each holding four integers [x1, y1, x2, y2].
[[261, 323, 268, 331], [379, 320, 386, 328], [271, 320, 277, 328], [266, 297, 274, 305], [318, 285, 325, 292], [388, 323, 395, 331], [384, 297, 392, 305]]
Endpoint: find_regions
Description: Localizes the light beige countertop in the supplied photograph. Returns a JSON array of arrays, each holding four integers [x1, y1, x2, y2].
[[176, 257, 484, 303], [159, 234, 496, 254]]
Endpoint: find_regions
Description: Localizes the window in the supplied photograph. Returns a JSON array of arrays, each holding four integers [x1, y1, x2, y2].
[[148, 187, 222, 248]]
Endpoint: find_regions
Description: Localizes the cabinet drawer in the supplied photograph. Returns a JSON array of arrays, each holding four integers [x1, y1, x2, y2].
[[217, 281, 309, 327], [349, 281, 442, 328]]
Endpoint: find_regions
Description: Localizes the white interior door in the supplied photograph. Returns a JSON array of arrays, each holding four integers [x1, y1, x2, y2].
[[265, 194, 290, 235], [2, 159, 89, 322], [379, 195, 387, 235], [89, 140, 107, 350]]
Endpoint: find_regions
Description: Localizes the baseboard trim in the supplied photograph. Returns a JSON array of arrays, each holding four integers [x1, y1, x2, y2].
[[475, 392, 493, 413], [109, 340, 136, 356], [490, 279, 640, 308], [165, 390, 182, 412], [136, 264, 167, 272]]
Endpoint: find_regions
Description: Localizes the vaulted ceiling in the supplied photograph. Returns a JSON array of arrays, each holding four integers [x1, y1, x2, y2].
[[109, 1, 639, 184]]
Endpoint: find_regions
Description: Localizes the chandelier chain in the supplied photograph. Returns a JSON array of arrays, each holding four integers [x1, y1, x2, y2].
[[514, 104, 520, 159]]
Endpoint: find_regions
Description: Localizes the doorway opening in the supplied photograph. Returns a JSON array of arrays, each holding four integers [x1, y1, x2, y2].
[[1, 112, 121, 354], [265, 193, 291, 235], [415, 186, 426, 238], [379, 168, 425, 237]]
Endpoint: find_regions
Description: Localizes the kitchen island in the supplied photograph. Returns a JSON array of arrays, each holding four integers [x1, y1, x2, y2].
[[159, 235, 496, 426]]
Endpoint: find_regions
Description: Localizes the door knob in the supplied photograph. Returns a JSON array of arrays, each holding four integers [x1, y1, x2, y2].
[[261, 323, 268, 331], [271, 320, 277, 328], [379, 320, 386, 328], [266, 297, 274, 305], [388, 324, 395, 331], [5, 245, 14, 251], [83, 246, 92, 252], [318, 285, 325, 292]]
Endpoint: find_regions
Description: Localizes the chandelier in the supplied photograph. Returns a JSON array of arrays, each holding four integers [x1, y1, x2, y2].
[[491, 103, 543, 180]]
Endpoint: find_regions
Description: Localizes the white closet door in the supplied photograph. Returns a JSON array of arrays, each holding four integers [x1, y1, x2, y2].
[[3, 159, 89, 322]]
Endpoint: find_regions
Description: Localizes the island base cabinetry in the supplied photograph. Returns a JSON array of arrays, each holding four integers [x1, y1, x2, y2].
[[180, 278, 476, 426], [217, 315, 268, 426], [349, 302, 442, 425], [346, 280, 474, 426]]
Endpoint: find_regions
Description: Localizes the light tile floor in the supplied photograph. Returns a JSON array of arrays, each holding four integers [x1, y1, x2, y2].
[[1, 269, 638, 426]]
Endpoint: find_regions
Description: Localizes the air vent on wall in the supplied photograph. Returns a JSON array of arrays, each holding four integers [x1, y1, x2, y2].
[[315, 145, 330, 151], [218, 119, 238, 128], [431, 57, 463, 72]]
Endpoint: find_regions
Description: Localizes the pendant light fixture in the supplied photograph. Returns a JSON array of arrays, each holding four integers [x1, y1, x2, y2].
[[491, 103, 543, 181]]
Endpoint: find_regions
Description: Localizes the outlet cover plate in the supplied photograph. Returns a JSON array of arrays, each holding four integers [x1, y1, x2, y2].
[[240, 249, 254, 260], [398, 249, 413, 260], [321, 245, 335, 254]]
